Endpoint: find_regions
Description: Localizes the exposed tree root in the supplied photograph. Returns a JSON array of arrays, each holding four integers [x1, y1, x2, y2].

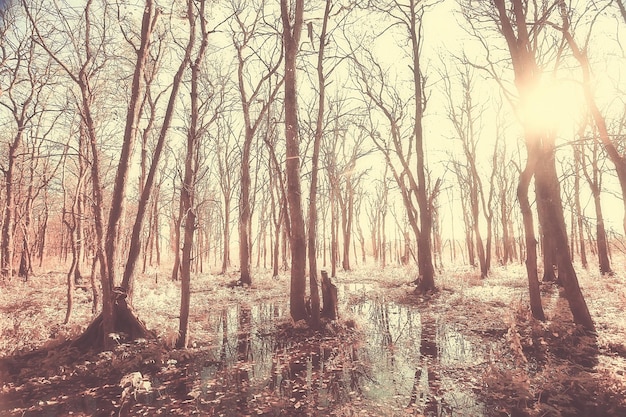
[[72, 291, 155, 352]]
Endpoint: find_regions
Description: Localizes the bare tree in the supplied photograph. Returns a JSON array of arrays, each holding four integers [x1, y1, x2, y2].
[[572, 140, 588, 268], [263, 111, 290, 279], [215, 113, 239, 275], [306, 0, 333, 327], [478, 0, 593, 329], [176, 0, 211, 349], [0, 4, 50, 280], [442, 63, 494, 277], [280, 0, 309, 322], [579, 130, 613, 275], [354, 0, 439, 293], [26, 0, 173, 348], [229, 0, 283, 286]]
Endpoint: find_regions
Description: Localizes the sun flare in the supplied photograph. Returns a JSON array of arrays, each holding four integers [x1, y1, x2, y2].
[[519, 78, 585, 134]]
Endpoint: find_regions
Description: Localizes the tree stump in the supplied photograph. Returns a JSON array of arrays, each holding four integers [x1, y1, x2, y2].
[[72, 287, 155, 351], [320, 270, 338, 320]]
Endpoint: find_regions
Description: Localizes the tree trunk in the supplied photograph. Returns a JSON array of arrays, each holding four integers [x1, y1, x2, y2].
[[535, 145, 594, 331], [72, 289, 155, 351], [221, 197, 231, 274], [306, 0, 331, 329], [574, 161, 587, 268], [492, 0, 593, 330], [239, 129, 252, 285], [517, 150, 546, 321], [105, 0, 156, 291], [281, 0, 307, 322], [330, 195, 338, 277], [320, 270, 337, 320], [1, 129, 23, 280], [537, 195, 558, 282], [121, 2, 194, 292], [579, 140, 611, 275], [177, 0, 209, 347], [592, 187, 612, 275], [171, 211, 182, 281], [408, 0, 436, 293]]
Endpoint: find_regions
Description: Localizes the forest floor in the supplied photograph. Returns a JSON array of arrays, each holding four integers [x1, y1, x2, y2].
[[0, 260, 625, 416]]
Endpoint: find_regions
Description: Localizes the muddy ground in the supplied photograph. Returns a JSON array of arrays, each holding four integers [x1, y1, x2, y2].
[[1, 262, 625, 416]]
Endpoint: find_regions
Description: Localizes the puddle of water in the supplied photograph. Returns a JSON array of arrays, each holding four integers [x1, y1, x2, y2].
[[179, 288, 486, 416]]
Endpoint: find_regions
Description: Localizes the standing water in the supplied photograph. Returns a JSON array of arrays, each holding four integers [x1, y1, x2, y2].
[[180, 284, 486, 416]]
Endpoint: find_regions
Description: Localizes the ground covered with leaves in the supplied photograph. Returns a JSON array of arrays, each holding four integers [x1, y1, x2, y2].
[[1, 261, 625, 416]]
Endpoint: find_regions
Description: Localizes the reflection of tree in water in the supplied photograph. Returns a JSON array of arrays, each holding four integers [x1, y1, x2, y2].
[[200, 304, 254, 414], [235, 305, 252, 411], [219, 308, 228, 363], [196, 299, 477, 415], [265, 335, 369, 413], [409, 314, 452, 416]]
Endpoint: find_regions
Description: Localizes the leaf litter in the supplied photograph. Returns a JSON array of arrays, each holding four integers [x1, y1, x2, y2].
[[0, 262, 625, 416]]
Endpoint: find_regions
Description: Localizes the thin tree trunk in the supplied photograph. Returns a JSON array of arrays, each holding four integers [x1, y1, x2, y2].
[[592, 188, 612, 274], [517, 152, 545, 321], [177, 0, 208, 348], [306, 0, 331, 328], [221, 198, 231, 274]]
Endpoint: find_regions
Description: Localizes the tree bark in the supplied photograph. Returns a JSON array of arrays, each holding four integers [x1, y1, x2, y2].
[[534, 145, 594, 330], [177, 0, 208, 348], [106, 0, 156, 291], [517, 147, 545, 321], [307, 0, 332, 329], [121, 1, 194, 291], [280, 0, 307, 322]]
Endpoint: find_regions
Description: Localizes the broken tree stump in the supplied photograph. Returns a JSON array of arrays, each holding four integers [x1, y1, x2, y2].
[[320, 270, 338, 320]]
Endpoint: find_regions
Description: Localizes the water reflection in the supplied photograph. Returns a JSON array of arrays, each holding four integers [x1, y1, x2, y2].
[[189, 292, 484, 416]]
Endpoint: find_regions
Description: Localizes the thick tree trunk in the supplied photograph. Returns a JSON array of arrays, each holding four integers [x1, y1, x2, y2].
[[239, 130, 252, 285], [171, 212, 182, 281], [409, 0, 435, 293], [535, 146, 594, 331], [176, 206, 195, 348], [474, 219, 487, 278], [537, 195, 558, 282], [72, 289, 155, 352], [281, 0, 307, 322]]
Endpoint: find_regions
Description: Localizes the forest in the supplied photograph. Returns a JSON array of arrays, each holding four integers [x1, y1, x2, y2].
[[1, 0, 626, 416]]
